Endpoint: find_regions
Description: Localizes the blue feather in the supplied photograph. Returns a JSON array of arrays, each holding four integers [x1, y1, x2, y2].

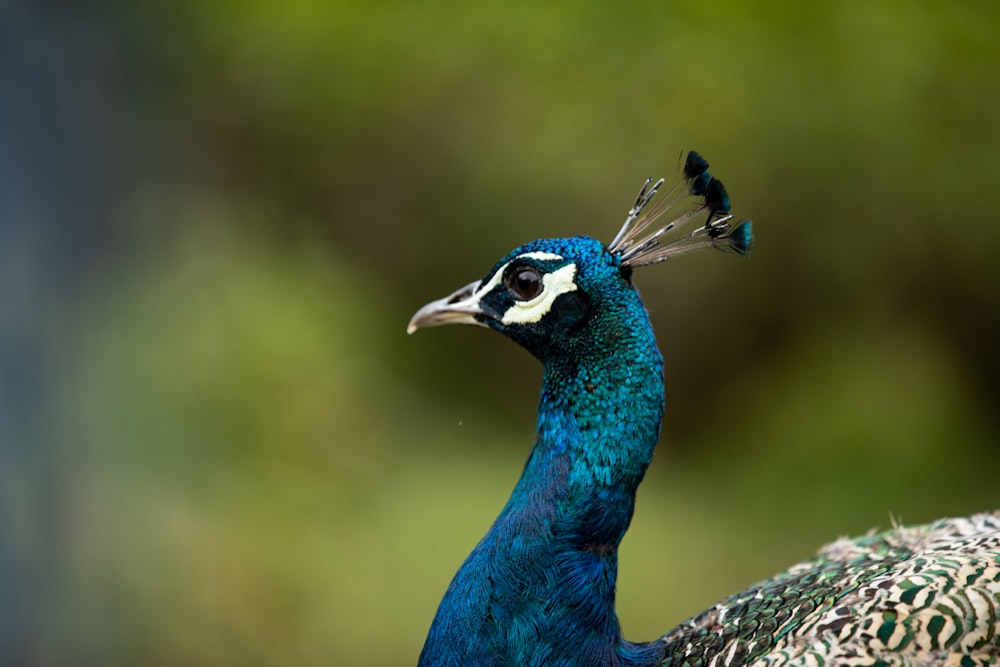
[[723, 219, 753, 256], [415, 236, 665, 665]]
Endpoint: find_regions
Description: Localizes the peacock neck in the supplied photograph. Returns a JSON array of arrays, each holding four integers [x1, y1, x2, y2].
[[508, 329, 666, 549], [418, 297, 666, 666]]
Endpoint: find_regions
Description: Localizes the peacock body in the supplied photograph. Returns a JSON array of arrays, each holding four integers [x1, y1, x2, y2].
[[407, 154, 1000, 667], [662, 512, 1000, 667]]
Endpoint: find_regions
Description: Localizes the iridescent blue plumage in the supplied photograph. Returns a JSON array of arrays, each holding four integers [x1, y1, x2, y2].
[[684, 150, 730, 222], [683, 150, 712, 194], [407, 155, 999, 666], [408, 156, 753, 666], [723, 219, 753, 257], [415, 236, 666, 665]]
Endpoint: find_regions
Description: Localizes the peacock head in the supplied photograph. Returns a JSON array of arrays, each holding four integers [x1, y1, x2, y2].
[[407, 152, 753, 361]]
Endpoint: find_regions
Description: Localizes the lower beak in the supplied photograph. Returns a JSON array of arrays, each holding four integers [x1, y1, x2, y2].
[[407, 280, 489, 334]]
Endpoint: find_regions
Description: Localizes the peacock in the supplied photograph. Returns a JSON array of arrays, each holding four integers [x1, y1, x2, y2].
[[407, 153, 1000, 667]]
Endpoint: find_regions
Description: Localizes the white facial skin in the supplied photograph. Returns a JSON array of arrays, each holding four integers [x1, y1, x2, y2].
[[499, 262, 577, 325], [470, 252, 578, 325]]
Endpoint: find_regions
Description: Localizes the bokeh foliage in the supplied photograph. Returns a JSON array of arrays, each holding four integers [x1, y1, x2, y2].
[[2, 0, 999, 664]]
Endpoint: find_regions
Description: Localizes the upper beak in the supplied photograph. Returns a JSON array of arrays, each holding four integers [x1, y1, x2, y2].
[[407, 280, 490, 334]]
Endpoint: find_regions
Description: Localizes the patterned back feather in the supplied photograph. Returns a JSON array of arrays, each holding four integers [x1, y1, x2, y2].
[[658, 513, 1000, 667]]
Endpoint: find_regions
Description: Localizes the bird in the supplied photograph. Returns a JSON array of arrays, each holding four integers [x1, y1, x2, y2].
[[407, 153, 1000, 667]]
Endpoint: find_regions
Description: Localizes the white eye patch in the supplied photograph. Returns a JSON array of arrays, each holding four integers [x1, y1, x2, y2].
[[470, 251, 579, 326], [500, 263, 577, 325]]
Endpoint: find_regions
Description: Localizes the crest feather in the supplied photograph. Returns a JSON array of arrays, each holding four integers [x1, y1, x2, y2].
[[608, 151, 753, 267]]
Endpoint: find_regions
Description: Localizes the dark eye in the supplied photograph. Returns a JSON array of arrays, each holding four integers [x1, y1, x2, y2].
[[504, 266, 544, 301]]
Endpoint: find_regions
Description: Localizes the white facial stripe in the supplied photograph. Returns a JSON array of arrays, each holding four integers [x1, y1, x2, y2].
[[473, 265, 507, 300], [500, 262, 578, 325], [517, 251, 565, 261], [468, 251, 577, 326], [471, 251, 566, 301]]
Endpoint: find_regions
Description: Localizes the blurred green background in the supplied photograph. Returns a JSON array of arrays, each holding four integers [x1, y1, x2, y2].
[[2, 0, 999, 664]]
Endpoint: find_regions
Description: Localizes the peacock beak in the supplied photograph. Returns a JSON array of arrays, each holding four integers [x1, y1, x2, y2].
[[407, 280, 491, 334]]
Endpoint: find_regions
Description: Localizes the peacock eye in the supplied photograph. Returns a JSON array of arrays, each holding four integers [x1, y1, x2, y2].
[[504, 265, 544, 301]]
